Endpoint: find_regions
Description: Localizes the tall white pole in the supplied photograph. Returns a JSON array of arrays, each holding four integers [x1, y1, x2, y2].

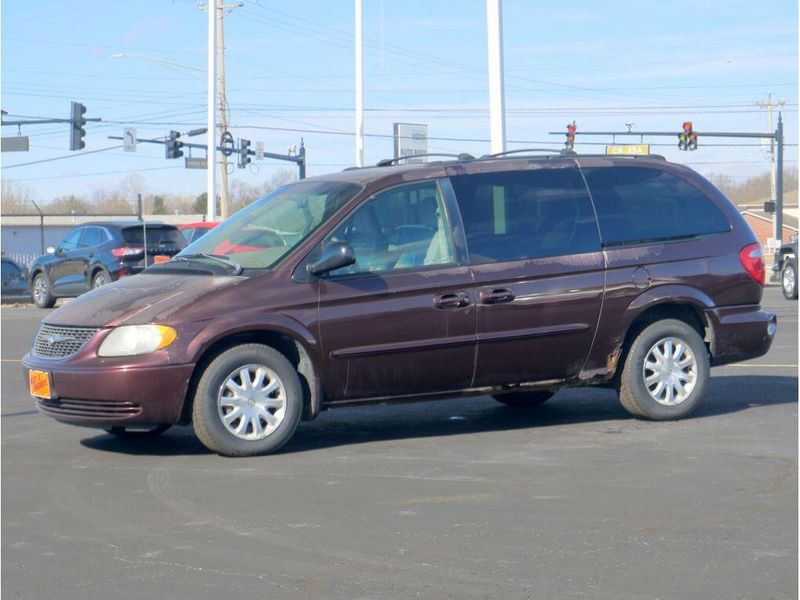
[[207, 0, 217, 221], [486, 0, 506, 155], [355, 0, 364, 167]]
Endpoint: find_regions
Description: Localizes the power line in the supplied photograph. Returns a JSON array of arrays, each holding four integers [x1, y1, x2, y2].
[[8, 165, 186, 181], [2, 145, 124, 169]]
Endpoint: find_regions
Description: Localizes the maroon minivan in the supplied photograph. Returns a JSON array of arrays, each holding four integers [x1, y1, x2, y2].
[[24, 153, 777, 456]]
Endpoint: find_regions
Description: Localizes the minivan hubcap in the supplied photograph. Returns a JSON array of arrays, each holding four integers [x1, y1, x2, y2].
[[33, 277, 46, 303], [217, 364, 286, 440], [643, 337, 697, 406], [783, 266, 795, 294]]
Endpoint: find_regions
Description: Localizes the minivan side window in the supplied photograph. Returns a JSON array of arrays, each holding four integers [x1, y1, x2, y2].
[[582, 166, 730, 246], [449, 168, 601, 264], [326, 180, 456, 276]]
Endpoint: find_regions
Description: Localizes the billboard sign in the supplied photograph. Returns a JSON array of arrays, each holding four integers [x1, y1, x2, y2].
[[394, 123, 428, 162]]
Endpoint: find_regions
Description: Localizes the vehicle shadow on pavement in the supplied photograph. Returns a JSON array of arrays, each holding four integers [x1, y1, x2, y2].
[[79, 374, 797, 457]]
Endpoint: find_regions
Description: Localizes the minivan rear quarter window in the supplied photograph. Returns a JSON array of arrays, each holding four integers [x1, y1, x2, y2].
[[582, 166, 730, 246], [450, 168, 601, 264]]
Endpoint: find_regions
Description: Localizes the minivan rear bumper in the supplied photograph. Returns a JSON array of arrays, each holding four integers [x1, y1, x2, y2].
[[22, 354, 194, 427], [705, 305, 777, 366]]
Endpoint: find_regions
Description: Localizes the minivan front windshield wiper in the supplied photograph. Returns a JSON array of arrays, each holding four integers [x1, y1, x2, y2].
[[173, 253, 244, 275]]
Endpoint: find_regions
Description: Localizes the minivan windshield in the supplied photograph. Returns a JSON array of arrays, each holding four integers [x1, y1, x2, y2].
[[178, 180, 361, 270]]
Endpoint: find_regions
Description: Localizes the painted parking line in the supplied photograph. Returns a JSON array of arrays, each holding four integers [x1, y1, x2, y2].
[[721, 363, 796, 369]]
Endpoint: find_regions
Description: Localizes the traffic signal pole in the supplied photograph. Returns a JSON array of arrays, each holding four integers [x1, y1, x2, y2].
[[1, 102, 100, 152], [108, 133, 307, 181]]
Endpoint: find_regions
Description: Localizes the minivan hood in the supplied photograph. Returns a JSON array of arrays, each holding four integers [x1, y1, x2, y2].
[[44, 273, 244, 327]]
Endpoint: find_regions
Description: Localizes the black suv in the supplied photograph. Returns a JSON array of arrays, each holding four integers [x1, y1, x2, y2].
[[29, 221, 186, 308]]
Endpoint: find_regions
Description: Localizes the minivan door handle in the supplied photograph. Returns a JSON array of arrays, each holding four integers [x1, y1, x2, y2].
[[479, 288, 515, 304], [434, 291, 470, 309]]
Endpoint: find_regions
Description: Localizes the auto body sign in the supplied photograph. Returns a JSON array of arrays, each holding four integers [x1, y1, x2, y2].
[[394, 123, 428, 162]]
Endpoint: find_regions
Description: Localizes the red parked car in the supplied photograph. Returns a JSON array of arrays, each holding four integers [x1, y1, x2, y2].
[[24, 152, 776, 456], [178, 221, 218, 244]]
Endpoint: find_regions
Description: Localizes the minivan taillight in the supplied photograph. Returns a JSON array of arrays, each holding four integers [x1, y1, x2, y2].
[[739, 243, 765, 285], [111, 247, 143, 258]]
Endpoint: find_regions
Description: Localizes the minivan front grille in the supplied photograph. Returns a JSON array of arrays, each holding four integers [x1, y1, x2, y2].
[[32, 324, 100, 359]]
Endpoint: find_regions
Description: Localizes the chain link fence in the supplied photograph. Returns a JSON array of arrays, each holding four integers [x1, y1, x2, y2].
[[2, 199, 204, 268], [2, 210, 142, 268]]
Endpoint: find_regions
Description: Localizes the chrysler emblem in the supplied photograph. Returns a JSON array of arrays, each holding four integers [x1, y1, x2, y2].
[[44, 334, 73, 345]]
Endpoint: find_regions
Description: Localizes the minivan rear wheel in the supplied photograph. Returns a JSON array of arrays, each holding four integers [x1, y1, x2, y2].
[[493, 390, 554, 407], [192, 344, 302, 456], [618, 319, 709, 420]]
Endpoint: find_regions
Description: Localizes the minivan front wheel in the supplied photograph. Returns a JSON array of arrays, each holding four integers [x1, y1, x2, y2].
[[618, 319, 709, 420], [192, 344, 302, 456]]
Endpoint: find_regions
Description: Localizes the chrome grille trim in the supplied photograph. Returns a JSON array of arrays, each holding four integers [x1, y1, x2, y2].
[[32, 324, 100, 359]]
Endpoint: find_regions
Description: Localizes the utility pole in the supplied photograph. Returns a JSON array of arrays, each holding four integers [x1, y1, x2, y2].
[[199, 1, 242, 221], [756, 93, 786, 245], [207, 0, 217, 221], [355, 0, 365, 167], [217, 3, 230, 219]]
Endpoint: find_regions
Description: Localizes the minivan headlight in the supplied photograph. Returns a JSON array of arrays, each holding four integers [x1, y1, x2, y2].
[[98, 325, 177, 357]]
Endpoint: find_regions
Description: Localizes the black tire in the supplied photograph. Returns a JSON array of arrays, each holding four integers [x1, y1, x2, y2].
[[92, 268, 112, 289], [618, 319, 709, 420], [781, 259, 797, 300], [493, 390, 554, 407], [31, 272, 56, 308], [106, 424, 171, 438], [192, 344, 302, 457]]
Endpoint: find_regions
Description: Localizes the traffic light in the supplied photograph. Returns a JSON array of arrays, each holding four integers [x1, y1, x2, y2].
[[69, 101, 87, 150], [238, 138, 251, 168], [565, 121, 576, 151], [165, 130, 184, 159], [679, 121, 697, 151]]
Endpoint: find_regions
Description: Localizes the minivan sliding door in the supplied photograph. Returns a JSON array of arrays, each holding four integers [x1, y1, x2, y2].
[[449, 165, 605, 386]]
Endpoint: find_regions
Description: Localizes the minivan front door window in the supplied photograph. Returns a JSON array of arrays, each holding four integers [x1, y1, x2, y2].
[[326, 180, 456, 276]]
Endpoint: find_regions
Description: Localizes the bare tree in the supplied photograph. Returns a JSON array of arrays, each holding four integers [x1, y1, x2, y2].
[[1, 179, 37, 214]]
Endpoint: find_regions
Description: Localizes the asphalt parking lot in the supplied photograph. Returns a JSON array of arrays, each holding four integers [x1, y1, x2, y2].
[[2, 287, 796, 600]]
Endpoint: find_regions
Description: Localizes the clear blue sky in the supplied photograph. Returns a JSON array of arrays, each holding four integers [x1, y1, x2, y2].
[[2, 0, 797, 203]]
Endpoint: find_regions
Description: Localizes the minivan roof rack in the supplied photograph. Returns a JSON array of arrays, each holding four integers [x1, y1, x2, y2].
[[376, 152, 475, 167], [481, 148, 568, 159]]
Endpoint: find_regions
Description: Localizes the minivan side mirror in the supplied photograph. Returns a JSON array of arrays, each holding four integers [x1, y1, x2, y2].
[[307, 241, 356, 276], [46, 246, 56, 255]]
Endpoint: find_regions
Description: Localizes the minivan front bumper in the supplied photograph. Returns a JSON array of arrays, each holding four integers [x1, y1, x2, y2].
[[705, 305, 777, 366], [22, 354, 194, 427]]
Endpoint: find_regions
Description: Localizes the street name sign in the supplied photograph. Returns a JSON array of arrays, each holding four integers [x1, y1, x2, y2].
[[606, 144, 650, 156]]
